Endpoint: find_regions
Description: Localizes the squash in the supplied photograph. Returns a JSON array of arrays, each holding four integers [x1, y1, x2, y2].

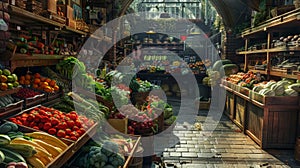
[[284, 88, 298, 96], [259, 88, 275, 96], [288, 83, 300, 92]]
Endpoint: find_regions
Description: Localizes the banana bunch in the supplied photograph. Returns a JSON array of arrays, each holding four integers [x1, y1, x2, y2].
[[5, 132, 68, 167]]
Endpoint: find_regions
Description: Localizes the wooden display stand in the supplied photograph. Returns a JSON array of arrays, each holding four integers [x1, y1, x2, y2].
[[223, 84, 300, 149]]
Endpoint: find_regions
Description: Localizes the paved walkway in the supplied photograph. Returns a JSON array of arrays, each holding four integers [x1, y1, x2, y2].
[[154, 99, 300, 168]]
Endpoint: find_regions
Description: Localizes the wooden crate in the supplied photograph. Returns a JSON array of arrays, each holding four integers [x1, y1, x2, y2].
[[0, 100, 24, 119], [225, 91, 235, 120], [245, 96, 299, 149], [7, 105, 99, 168], [234, 95, 246, 130], [107, 118, 128, 134]]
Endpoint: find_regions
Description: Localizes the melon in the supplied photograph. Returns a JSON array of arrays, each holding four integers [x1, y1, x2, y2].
[[212, 59, 232, 71]]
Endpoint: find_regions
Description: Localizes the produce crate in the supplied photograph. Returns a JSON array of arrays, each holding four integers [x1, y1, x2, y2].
[[13, 91, 46, 109], [106, 118, 128, 134], [236, 85, 250, 97], [0, 100, 24, 119], [194, 99, 211, 110], [7, 105, 99, 167]]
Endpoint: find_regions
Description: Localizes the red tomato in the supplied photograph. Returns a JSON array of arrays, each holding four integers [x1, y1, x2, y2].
[[64, 135, 70, 139], [38, 123, 44, 130], [8, 117, 16, 122], [33, 126, 39, 130], [69, 111, 78, 116], [16, 121, 22, 125], [57, 122, 67, 130], [48, 128, 57, 135], [51, 118, 59, 126], [23, 121, 29, 126], [65, 128, 72, 135], [39, 110, 46, 116], [70, 131, 78, 137], [72, 126, 79, 131], [16, 116, 22, 120], [75, 120, 82, 127], [69, 114, 77, 121], [21, 117, 27, 122], [57, 130, 66, 138], [43, 122, 52, 131], [79, 128, 86, 134], [41, 116, 49, 123], [70, 136, 77, 141], [87, 120, 95, 127], [34, 115, 41, 122], [66, 120, 75, 128], [29, 121, 36, 128], [21, 113, 28, 118], [27, 114, 35, 122]]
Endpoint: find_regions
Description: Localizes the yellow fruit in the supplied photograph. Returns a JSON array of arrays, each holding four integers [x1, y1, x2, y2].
[[11, 138, 52, 158], [24, 132, 68, 150], [35, 155, 52, 166], [33, 139, 63, 158], [27, 156, 45, 168], [0, 83, 8, 91]]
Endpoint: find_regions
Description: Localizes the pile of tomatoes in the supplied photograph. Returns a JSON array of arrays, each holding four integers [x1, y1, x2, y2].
[[9, 106, 95, 141]]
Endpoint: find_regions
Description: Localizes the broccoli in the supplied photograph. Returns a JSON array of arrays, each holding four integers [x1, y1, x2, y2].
[[101, 141, 119, 156]]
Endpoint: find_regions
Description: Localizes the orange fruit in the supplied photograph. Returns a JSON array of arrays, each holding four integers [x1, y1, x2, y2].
[[49, 80, 56, 87], [34, 73, 41, 78], [40, 77, 46, 82], [24, 80, 31, 85], [53, 85, 59, 91], [33, 84, 38, 88], [19, 80, 25, 85], [34, 78, 41, 84], [45, 78, 51, 83], [20, 76, 25, 81], [25, 74, 31, 80]]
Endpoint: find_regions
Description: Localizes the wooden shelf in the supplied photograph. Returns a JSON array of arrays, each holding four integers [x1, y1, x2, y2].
[[5, 53, 68, 71], [269, 71, 298, 79], [236, 46, 300, 55], [241, 8, 300, 37], [8, 5, 87, 35], [249, 69, 268, 75]]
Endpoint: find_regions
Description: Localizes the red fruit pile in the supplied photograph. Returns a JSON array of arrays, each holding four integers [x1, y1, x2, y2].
[[15, 88, 42, 98], [9, 106, 95, 141], [129, 113, 154, 133]]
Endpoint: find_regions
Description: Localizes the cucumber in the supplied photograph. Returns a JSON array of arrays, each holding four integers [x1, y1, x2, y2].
[[0, 135, 11, 145], [0, 150, 4, 164], [0, 147, 26, 163]]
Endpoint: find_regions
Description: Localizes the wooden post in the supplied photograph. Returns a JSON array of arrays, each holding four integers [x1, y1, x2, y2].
[[266, 32, 271, 80], [244, 38, 248, 72]]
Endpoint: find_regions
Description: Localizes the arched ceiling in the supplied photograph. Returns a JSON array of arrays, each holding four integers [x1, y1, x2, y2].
[[90, 0, 261, 29], [118, 0, 261, 29]]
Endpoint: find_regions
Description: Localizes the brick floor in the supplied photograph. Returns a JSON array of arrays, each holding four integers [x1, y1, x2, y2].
[[153, 100, 300, 167]]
